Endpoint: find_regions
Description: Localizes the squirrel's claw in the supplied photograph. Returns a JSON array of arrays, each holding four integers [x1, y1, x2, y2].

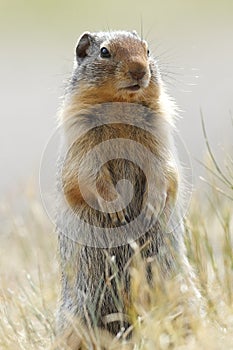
[[107, 210, 130, 225]]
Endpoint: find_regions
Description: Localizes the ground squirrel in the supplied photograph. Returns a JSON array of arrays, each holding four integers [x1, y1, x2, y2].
[[55, 30, 197, 348]]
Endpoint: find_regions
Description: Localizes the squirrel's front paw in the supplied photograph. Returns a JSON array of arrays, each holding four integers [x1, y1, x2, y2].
[[98, 195, 130, 225], [143, 192, 167, 227], [107, 209, 130, 225]]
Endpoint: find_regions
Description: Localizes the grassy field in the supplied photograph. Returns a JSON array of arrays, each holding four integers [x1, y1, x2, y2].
[[0, 150, 232, 349]]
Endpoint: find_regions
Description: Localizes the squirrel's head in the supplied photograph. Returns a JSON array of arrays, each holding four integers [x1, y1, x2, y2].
[[69, 31, 161, 104]]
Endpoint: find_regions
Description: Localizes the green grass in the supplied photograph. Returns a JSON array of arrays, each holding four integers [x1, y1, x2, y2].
[[0, 147, 232, 349]]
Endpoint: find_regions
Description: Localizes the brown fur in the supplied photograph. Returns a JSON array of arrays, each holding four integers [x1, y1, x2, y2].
[[55, 30, 197, 349]]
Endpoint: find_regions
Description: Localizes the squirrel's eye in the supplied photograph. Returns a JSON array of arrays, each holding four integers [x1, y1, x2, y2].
[[147, 49, 150, 57], [100, 47, 111, 58]]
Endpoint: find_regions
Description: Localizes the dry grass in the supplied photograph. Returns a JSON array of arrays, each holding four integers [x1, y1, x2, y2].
[[0, 149, 232, 349], [0, 185, 58, 349]]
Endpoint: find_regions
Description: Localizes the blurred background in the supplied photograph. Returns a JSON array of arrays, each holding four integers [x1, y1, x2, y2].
[[0, 0, 232, 197]]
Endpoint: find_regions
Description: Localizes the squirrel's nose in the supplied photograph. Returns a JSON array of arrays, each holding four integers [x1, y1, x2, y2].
[[129, 69, 146, 80]]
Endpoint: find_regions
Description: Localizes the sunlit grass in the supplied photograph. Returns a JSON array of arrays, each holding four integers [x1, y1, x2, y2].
[[0, 190, 57, 349], [0, 143, 232, 349]]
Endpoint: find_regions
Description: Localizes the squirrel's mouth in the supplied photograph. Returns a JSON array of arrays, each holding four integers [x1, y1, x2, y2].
[[123, 84, 141, 92]]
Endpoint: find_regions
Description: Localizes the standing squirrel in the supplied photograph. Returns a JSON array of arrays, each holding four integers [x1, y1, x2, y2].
[[55, 30, 198, 349]]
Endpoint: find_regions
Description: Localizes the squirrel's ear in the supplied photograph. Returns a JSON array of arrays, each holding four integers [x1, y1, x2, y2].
[[76, 32, 92, 63], [131, 30, 140, 38]]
